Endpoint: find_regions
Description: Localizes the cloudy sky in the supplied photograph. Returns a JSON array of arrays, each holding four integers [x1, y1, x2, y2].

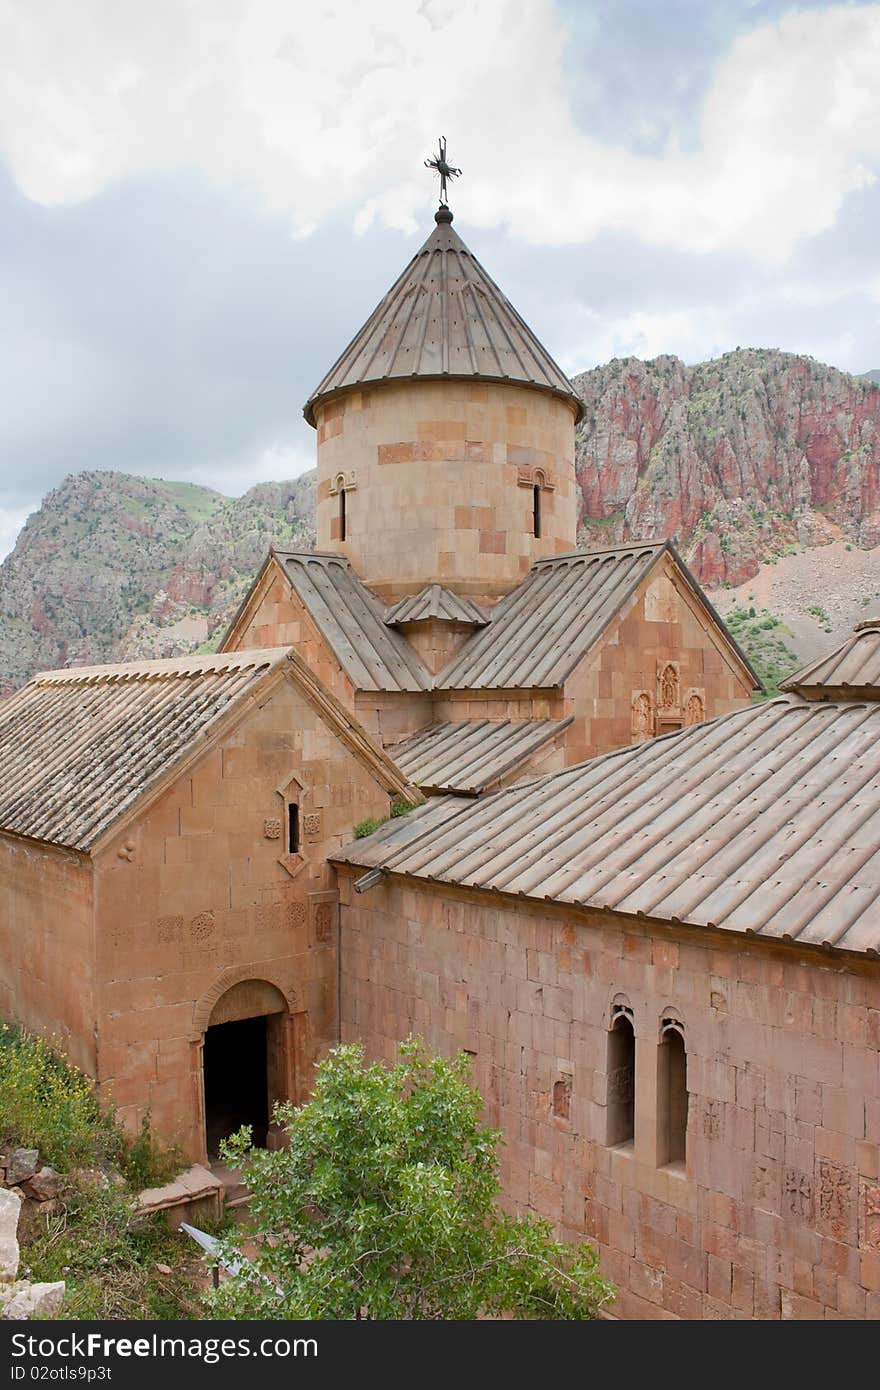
[[1, 0, 879, 557]]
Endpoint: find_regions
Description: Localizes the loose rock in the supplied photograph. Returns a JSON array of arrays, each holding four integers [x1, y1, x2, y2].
[[22, 1167, 62, 1203], [0, 1280, 65, 1320], [6, 1150, 39, 1186], [0, 1189, 22, 1282]]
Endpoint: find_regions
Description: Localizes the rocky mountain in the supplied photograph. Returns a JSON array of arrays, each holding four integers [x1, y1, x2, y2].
[[1, 348, 878, 694], [0, 471, 315, 693], [863, 370, 880, 384], [574, 348, 880, 586]]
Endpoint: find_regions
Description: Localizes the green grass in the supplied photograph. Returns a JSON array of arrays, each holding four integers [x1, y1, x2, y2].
[[723, 607, 801, 699], [21, 1182, 205, 1320], [353, 799, 417, 839], [155, 479, 228, 523], [1, 1021, 204, 1319]]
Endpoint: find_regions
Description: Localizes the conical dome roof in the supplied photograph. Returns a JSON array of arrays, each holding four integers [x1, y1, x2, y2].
[[303, 209, 583, 425]]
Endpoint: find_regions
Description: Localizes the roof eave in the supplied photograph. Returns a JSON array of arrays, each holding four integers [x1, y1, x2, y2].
[[303, 374, 583, 429]]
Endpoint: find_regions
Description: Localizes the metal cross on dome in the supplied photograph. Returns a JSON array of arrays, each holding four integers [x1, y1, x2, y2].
[[424, 136, 461, 206]]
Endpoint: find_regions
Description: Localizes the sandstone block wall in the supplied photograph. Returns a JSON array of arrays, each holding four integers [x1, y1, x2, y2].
[[314, 380, 579, 600], [225, 567, 358, 711], [562, 561, 753, 764], [337, 872, 880, 1320], [0, 837, 96, 1075], [90, 677, 394, 1160]]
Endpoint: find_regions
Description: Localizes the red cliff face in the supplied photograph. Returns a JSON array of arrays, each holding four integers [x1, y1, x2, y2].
[[573, 350, 880, 585]]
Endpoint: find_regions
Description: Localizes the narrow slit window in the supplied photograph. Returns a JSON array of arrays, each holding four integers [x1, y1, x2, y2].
[[658, 1024, 688, 1166], [533, 484, 541, 538], [288, 803, 300, 855], [606, 1014, 635, 1146], [339, 487, 346, 542]]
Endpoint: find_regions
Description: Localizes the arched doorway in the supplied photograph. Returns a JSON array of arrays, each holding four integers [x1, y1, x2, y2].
[[202, 979, 291, 1160]]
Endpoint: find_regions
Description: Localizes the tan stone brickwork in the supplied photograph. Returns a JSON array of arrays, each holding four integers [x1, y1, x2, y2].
[[1, 679, 396, 1164], [0, 838, 96, 1076], [337, 871, 880, 1320], [314, 380, 578, 601], [560, 557, 752, 764], [89, 676, 397, 1160], [227, 569, 357, 711]]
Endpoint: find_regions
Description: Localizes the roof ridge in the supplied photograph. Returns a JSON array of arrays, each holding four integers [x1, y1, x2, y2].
[[533, 540, 667, 566], [33, 646, 291, 685]]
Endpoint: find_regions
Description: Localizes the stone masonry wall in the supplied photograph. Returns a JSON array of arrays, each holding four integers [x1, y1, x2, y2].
[[91, 676, 395, 1160], [314, 379, 579, 600], [0, 836, 96, 1075], [337, 871, 880, 1319], [560, 558, 754, 764]]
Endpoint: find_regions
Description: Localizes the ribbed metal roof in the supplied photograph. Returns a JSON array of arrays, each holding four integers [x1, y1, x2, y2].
[[275, 551, 432, 693], [383, 585, 490, 627], [392, 718, 572, 795], [434, 541, 759, 692], [335, 696, 880, 957], [0, 648, 290, 851], [782, 620, 880, 697], [434, 542, 664, 690], [303, 210, 583, 426]]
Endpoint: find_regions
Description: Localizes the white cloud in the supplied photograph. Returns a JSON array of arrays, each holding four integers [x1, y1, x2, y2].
[[0, 1, 878, 263], [0, 504, 34, 561]]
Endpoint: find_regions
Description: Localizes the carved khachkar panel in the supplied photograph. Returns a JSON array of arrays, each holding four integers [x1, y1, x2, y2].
[[287, 901, 308, 930], [684, 689, 705, 726], [703, 1099, 724, 1141], [753, 1157, 780, 1211], [817, 1158, 853, 1240], [256, 902, 284, 932], [189, 911, 215, 942], [606, 1064, 634, 1106], [657, 660, 681, 710], [784, 1168, 813, 1220], [157, 915, 183, 944], [553, 1076, 572, 1121], [314, 902, 335, 943], [264, 817, 282, 840], [859, 1179, 880, 1251], [631, 691, 654, 741], [303, 811, 322, 840]]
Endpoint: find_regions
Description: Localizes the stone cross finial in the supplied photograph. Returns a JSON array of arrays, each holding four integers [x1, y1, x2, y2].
[[424, 136, 461, 206]]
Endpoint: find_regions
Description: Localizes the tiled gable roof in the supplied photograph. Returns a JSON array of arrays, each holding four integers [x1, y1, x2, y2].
[[782, 620, 880, 698], [434, 542, 663, 690], [274, 551, 432, 693], [383, 585, 489, 627], [0, 649, 289, 851], [391, 718, 571, 795], [335, 696, 880, 957], [0, 646, 421, 853]]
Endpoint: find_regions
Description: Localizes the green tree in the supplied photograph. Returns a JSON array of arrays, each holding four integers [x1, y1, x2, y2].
[[211, 1041, 613, 1320]]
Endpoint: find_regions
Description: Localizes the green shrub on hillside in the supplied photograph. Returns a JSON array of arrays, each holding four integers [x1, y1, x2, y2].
[[1, 1020, 201, 1319], [723, 607, 801, 699], [0, 1021, 180, 1185]]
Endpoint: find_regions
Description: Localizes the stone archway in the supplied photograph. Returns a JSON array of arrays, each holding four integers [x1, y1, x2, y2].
[[194, 972, 298, 1162]]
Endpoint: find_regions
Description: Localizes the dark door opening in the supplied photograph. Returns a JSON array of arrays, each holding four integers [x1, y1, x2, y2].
[[203, 1015, 269, 1158]]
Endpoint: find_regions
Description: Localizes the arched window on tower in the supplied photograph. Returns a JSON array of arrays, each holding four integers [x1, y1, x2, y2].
[[658, 1018, 688, 1167], [606, 1004, 635, 1147], [339, 487, 346, 542], [533, 484, 542, 539]]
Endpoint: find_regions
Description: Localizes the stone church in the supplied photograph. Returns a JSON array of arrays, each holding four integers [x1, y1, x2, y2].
[[1, 202, 878, 1321]]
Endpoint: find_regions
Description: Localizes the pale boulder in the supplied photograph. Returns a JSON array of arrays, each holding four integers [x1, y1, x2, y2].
[[0, 1188, 21, 1282], [0, 1281, 66, 1320]]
